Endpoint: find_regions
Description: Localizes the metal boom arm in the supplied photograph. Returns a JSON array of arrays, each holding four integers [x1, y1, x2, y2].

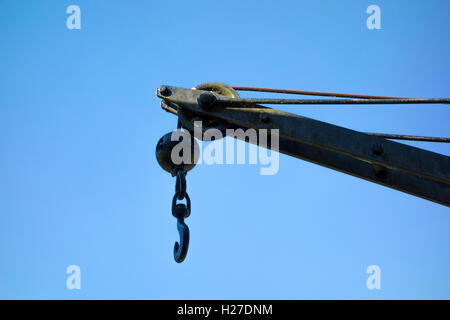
[[157, 85, 450, 207]]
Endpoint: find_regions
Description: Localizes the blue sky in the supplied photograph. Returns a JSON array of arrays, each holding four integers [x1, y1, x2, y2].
[[0, 0, 449, 299]]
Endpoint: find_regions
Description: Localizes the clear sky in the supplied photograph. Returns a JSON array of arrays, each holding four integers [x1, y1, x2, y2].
[[0, 0, 449, 299]]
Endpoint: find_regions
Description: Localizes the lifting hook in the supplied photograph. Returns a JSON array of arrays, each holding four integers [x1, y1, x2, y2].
[[172, 193, 191, 263], [174, 216, 189, 263]]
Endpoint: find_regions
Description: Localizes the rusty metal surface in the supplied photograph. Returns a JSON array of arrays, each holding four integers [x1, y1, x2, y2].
[[365, 133, 450, 143], [232, 86, 410, 99], [157, 85, 450, 206]]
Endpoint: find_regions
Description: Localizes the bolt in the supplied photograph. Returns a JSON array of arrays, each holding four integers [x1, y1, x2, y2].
[[159, 85, 170, 96], [372, 143, 383, 156], [260, 112, 270, 123], [197, 92, 217, 109], [372, 164, 387, 180]]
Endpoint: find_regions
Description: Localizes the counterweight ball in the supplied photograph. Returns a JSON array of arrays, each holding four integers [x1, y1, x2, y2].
[[156, 131, 199, 175]]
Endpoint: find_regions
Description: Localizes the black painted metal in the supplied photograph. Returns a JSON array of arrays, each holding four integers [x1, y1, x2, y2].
[[156, 129, 195, 263], [171, 167, 191, 263]]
